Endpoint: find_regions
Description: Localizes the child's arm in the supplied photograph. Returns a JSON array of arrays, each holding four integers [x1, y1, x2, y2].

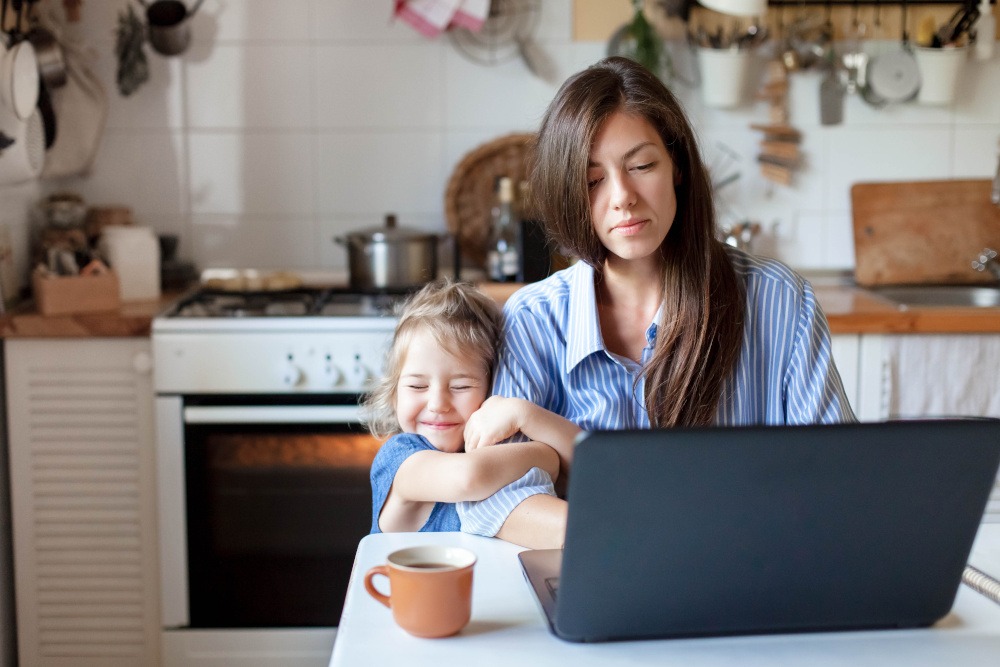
[[464, 396, 581, 471], [392, 441, 560, 504]]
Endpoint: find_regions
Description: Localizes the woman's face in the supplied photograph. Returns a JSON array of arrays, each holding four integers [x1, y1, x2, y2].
[[394, 328, 490, 453], [586, 111, 677, 269]]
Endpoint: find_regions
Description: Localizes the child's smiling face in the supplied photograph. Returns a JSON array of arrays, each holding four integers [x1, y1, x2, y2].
[[394, 328, 490, 453]]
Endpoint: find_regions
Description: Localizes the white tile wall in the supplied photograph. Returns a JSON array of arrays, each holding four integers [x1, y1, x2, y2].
[[186, 44, 315, 129], [0, 0, 997, 292], [0, 182, 41, 295]]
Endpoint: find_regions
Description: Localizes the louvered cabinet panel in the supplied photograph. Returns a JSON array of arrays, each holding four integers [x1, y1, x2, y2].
[[5, 339, 159, 666]]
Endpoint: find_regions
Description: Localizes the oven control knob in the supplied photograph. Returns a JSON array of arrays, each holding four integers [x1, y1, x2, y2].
[[348, 361, 372, 388], [323, 363, 343, 387], [282, 363, 304, 387]]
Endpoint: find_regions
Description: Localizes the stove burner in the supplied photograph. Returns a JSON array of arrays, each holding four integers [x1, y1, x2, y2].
[[223, 294, 310, 317], [168, 287, 413, 319], [318, 293, 403, 317]]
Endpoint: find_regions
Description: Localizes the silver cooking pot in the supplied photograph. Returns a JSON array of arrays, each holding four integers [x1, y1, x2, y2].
[[335, 214, 439, 292]]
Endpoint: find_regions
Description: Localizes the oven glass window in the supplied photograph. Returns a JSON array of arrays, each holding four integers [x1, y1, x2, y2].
[[185, 423, 381, 627]]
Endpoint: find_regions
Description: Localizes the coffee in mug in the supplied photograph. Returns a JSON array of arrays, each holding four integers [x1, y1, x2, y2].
[[364, 545, 476, 638]]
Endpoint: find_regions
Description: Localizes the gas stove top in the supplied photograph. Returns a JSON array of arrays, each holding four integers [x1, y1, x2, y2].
[[153, 285, 412, 335], [165, 288, 411, 319], [153, 286, 407, 392]]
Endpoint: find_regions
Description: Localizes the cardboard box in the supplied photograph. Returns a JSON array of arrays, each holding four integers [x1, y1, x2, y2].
[[32, 271, 121, 315]]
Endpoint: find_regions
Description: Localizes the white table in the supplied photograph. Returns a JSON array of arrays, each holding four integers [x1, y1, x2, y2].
[[330, 525, 1000, 666]]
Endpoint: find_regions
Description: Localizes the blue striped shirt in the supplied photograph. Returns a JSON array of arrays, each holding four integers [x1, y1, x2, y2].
[[458, 247, 856, 536]]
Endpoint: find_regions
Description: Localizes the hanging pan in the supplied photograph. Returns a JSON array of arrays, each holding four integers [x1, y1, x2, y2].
[[865, 0, 920, 104]]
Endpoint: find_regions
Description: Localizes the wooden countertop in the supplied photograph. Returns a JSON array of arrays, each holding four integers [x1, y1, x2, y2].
[[481, 281, 1000, 336], [816, 285, 1000, 334], [0, 292, 186, 338], [3, 282, 1000, 339]]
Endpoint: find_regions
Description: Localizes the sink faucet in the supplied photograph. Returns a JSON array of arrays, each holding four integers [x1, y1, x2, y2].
[[722, 221, 761, 254], [993, 163, 1000, 206], [972, 248, 1000, 281], [993, 143, 1000, 205]]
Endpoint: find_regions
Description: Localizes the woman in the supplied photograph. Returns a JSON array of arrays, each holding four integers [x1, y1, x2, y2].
[[459, 57, 855, 549]]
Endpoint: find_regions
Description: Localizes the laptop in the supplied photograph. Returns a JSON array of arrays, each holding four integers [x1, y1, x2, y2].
[[519, 419, 1000, 643]]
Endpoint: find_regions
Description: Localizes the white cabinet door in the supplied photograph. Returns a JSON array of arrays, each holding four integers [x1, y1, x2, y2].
[[856, 333, 1000, 523], [856, 334, 890, 423], [880, 334, 1000, 420], [5, 338, 160, 666], [830, 334, 860, 419]]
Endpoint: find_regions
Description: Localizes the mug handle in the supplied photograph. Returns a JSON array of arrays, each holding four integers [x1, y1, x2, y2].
[[364, 565, 391, 608]]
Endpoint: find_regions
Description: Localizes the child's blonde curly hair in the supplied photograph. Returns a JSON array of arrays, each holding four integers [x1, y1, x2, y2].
[[361, 279, 503, 439]]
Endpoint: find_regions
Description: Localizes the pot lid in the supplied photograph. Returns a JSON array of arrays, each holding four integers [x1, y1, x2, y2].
[[348, 214, 438, 242]]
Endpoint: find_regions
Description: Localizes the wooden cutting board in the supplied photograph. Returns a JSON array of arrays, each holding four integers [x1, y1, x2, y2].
[[851, 179, 1000, 287]]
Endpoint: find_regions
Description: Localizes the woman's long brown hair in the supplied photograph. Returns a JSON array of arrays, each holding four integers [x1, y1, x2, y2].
[[531, 56, 744, 428]]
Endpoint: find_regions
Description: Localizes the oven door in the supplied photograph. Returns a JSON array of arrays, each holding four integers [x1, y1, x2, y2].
[[156, 395, 380, 629]]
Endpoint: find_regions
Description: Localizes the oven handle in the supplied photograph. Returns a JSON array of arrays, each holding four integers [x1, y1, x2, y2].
[[183, 405, 363, 424]]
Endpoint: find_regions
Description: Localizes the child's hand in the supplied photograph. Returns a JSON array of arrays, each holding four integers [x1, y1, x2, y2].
[[463, 396, 526, 451]]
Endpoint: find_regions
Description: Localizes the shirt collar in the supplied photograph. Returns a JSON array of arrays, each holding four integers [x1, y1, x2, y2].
[[565, 261, 662, 372], [565, 261, 604, 372]]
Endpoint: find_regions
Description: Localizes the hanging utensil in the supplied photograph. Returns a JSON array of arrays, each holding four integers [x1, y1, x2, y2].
[[866, 0, 920, 105], [842, 0, 868, 94], [0, 108, 44, 184], [7, 0, 24, 38], [140, 0, 205, 57], [34, 76, 54, 147], [792, 18, 829, 70], [779, 5, 801, 72], [19, 0, 58, 147], [27, 24, 67, 89], [0, 39, 39, 121], [934, 2, 980, 47], [818, 1, 844, 125], [859, 0, 887, 107]]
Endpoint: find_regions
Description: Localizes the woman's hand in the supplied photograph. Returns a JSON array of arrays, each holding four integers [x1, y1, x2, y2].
[[464, 396, 527, 451]]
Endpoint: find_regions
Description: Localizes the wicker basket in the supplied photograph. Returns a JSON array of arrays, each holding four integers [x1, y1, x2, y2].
[[444, 132, 537, 267]]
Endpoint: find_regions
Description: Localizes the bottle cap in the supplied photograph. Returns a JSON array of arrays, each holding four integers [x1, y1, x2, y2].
[[498, 176, 514, 203]]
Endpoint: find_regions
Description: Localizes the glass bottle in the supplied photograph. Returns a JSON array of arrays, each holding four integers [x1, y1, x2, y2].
[[486, 176, 521, 282]]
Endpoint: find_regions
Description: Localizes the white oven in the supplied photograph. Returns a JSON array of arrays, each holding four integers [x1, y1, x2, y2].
[[152, 290, 399, 666]]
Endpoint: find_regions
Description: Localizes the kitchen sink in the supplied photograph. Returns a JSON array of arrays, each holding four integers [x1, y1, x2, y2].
[[869, 285, 1000, 308]]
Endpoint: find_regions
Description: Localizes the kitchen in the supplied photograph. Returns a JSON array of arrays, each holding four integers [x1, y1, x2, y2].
[[1, 0, 999, 666]]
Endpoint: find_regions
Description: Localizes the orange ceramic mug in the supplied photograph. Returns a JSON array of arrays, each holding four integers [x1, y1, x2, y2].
[[364, 545, 476, 638]]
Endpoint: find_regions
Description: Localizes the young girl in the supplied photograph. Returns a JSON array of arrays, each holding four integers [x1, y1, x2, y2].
[[364, 280, 578, 535]]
